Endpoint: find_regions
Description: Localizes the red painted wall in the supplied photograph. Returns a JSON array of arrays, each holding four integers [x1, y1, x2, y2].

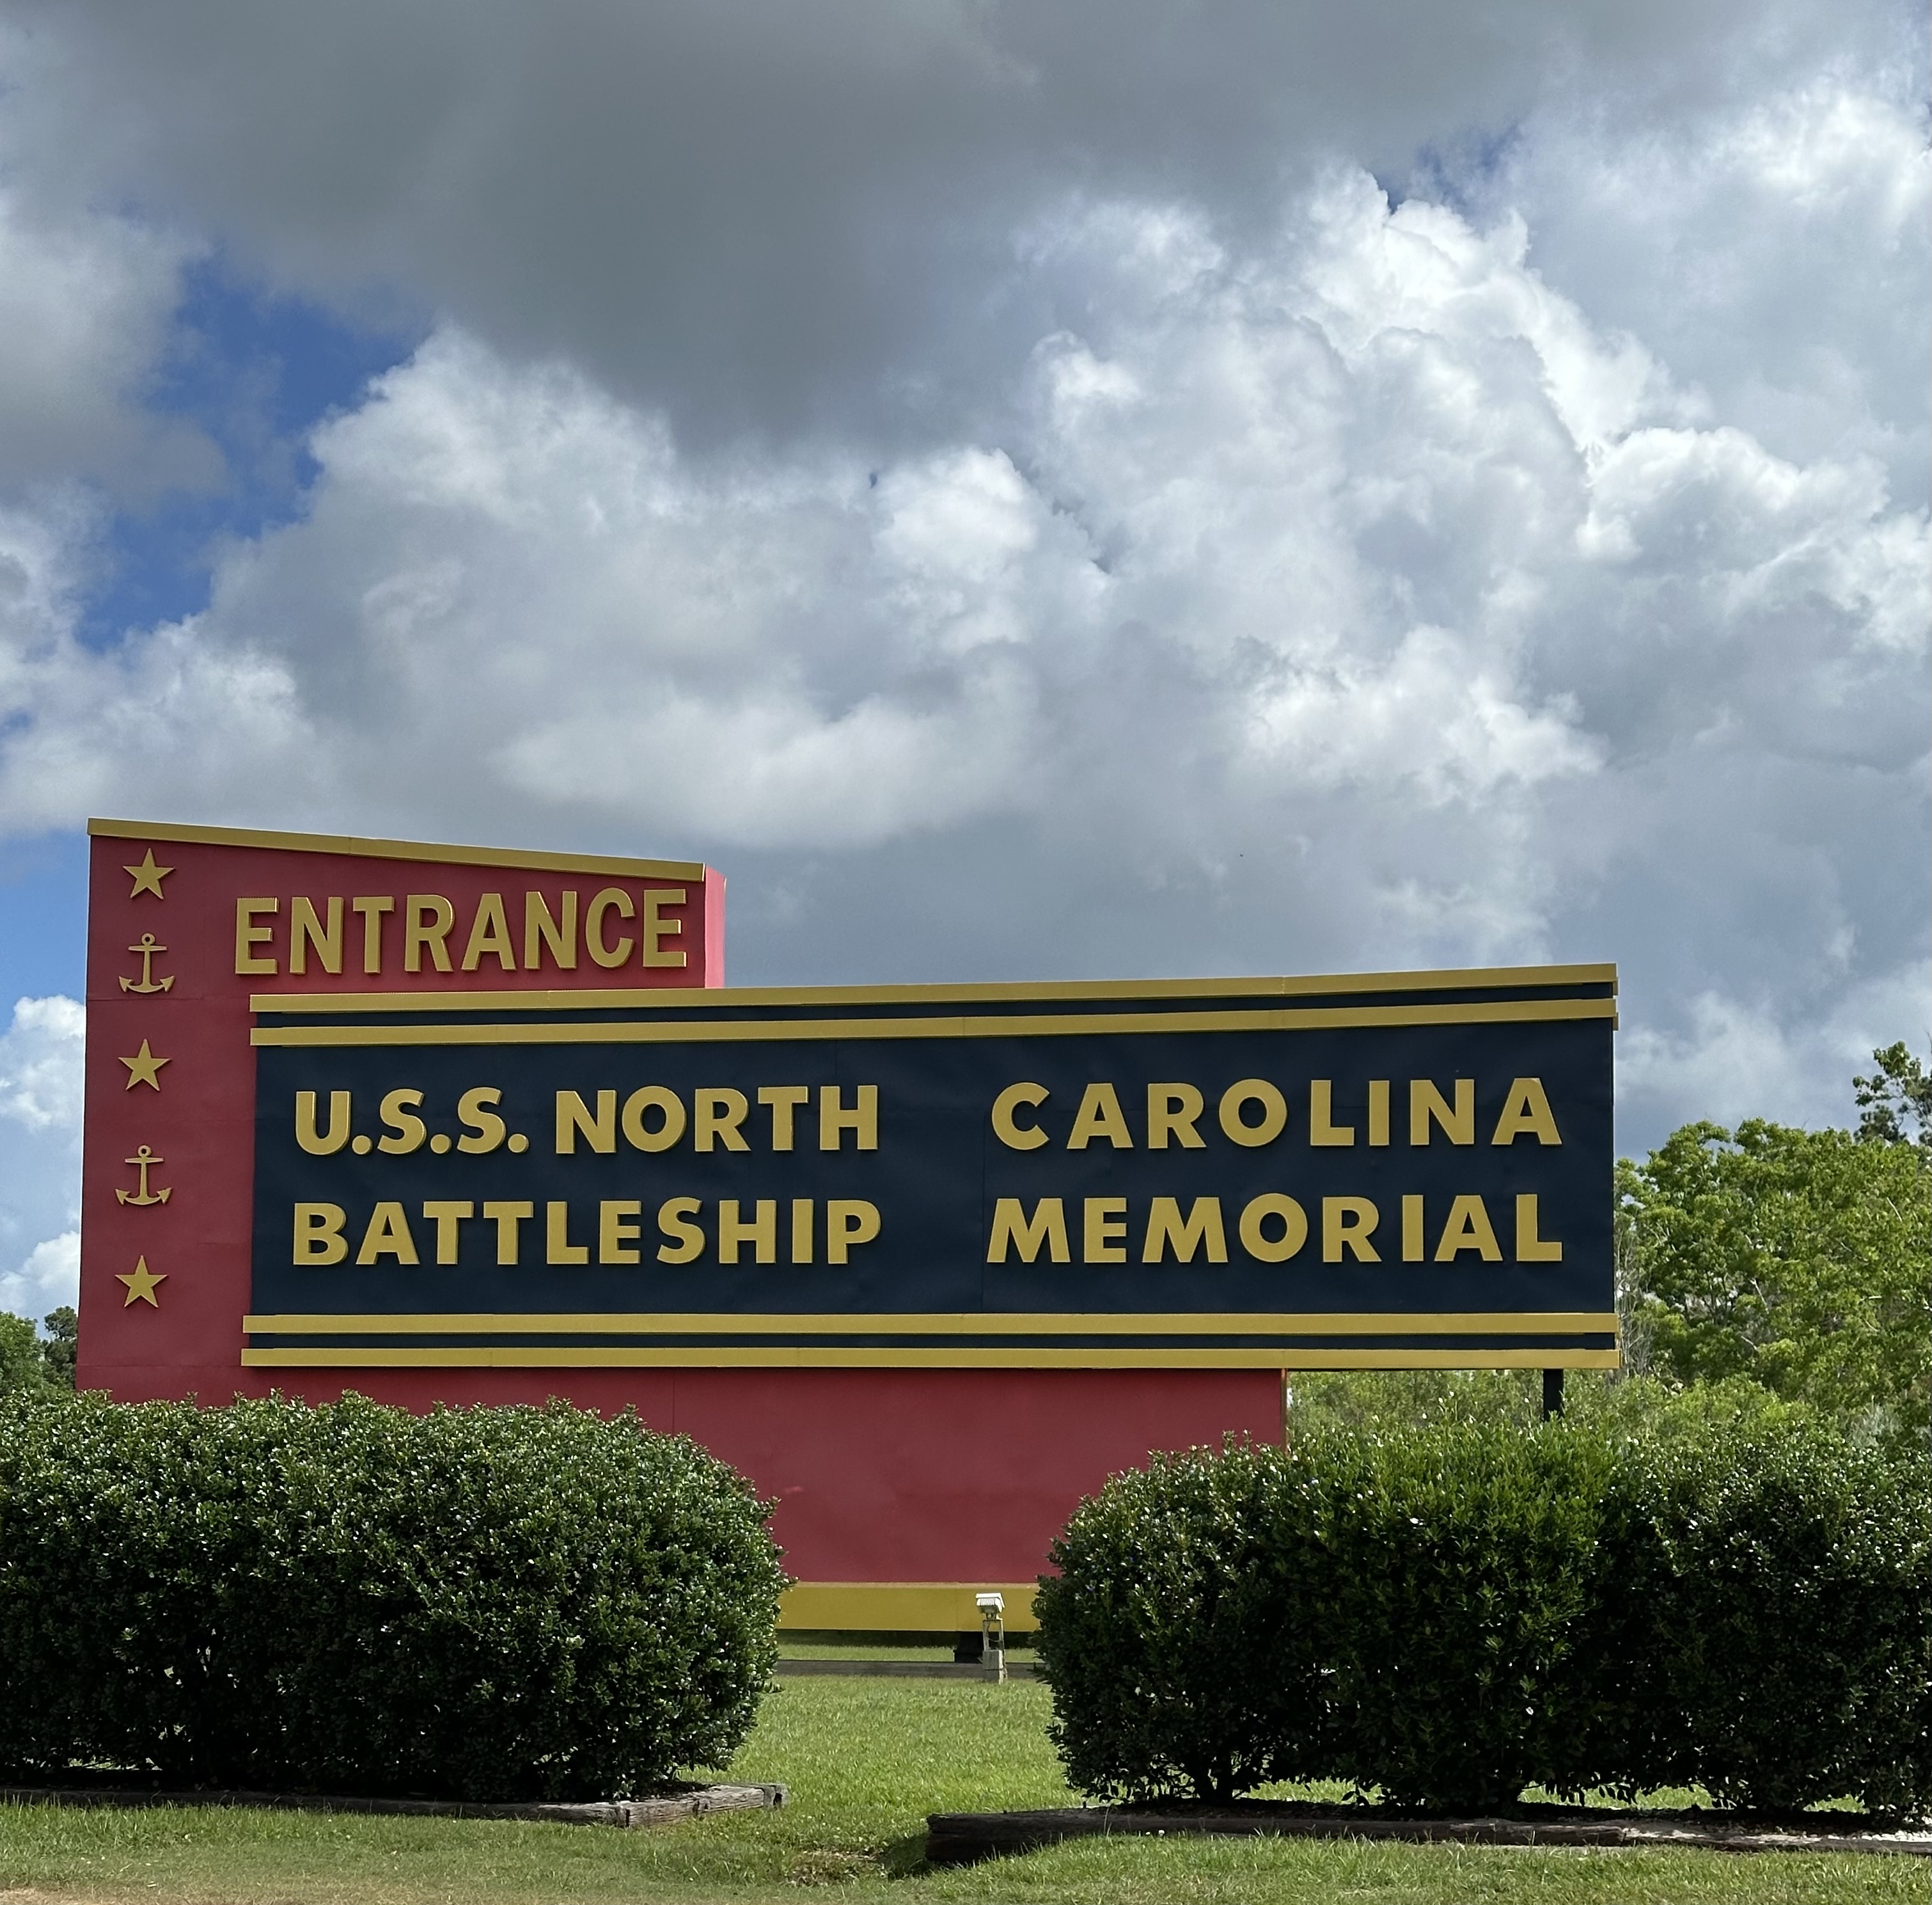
[[81, 825, 720, 1403], [93, 1363, 1282, 1582], [79, 823, 1280, 1591]]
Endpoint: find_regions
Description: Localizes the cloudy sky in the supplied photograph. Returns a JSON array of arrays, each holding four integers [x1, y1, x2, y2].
[[0, 1, 1925, 1317]]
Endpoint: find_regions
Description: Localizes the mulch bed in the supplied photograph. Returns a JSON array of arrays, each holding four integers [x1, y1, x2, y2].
[[0, 1777, 785, 1829], [925, 1798, 1932, 1863]]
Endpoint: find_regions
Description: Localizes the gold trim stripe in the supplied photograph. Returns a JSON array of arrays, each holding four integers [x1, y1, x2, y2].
[[242, 1310, 1619, 1338], [252, 996, 1617, 1048], [253, 962, 1617, 1015], [88, 817, 705, 883], [240, 1345, 1622, 1370]]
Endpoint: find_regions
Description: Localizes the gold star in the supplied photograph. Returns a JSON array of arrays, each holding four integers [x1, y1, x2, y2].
[[120, 1039, 171, 1090], [124, 849, 173, 899], [117, 1257, 166, 1307]]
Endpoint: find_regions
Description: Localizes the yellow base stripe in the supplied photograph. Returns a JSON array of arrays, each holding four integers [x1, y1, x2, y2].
[[242, 1310, 1620, 1338], [253, 963, 1617, 1016], [240, 1345, 1622, 1370], [253, 996, 1617, 1047], [780, 1583, 1041, 1633]]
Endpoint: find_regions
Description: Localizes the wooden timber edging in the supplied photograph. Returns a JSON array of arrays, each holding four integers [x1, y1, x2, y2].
[[923, 1805, 1932, 1863], [0, 1781, 785, 1829]]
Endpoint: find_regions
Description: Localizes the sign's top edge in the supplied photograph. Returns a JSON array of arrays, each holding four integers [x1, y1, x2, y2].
[[86, 817, 707, 883], [251, 963, 1617, 1015]]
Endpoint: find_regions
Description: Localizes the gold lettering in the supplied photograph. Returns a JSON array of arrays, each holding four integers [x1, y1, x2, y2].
[[718, 1198, 778, 1264], [790, 1198, 814, 1264], [1142, 1196, 1227, 1263], [1147, 1084, 1206, 1150], [1083, 1196, 1127, 1263], [295, 1089, 350, 1156], [826, 1199, 880, 1263], [1309, 1080, 1355, 1146], [657, 1196, 704, 1264], [352, 896, 393, 974], [1493, 1077, 1562, 1146], [404, 895, 455, 974], [421, 1201, 473, 1265], [547, 1200, 590, 1265], [1515, 1193, 1562, 1262], [455, 1087, 507, 1154], [376, 1088, 427, 1155], [1218, 1079, 1287, 1148], [290, 897, 343, 976], [524, 890, 578, 971], [695, 1087, 751, 1152], [641, 887, 687, 968], [1238, 1194, 1307, 1263], [601, 1199, 643, 1265], [1067, 1084, 1133, 1150], [986, 1197, 1069, 1263], [991, 1082, 1049, 1150], [1435, 1194, 1503, 1262], [622, 1086, 685, 1152], [1367, 1080, 1390, 1147], [556, 1089, 617, 1154], [356, 1202, 420, 1265], [1323, 1196, 1379, 1262], [292, 1203, 348, 1265], [586, 887, 636, 968], [1402, 1194, 1425, 1261], [759, 1084, 810, 1150], [1410, 1079, 1475, 1146], [461, 893, 517, 972], [482, 1200, 533, 1265], [819, 1084, 877, 1151], [235, 897, 278, 976]]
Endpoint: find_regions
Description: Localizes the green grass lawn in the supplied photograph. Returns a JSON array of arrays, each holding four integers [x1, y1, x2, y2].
[[0, 1678, 1915, 1905]]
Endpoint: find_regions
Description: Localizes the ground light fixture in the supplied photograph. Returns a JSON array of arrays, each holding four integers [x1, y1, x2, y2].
[[976, 1592, 1006, 1682]]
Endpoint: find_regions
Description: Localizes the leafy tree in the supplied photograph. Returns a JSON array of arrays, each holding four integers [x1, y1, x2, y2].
[[1618, 1048, 1931, 1448], [1855, 1040, 1932, 1150], [0, 1316, 38, 1395], [38, 1309, 75, 1389], [0, 1310, 76, 1396], [1286, 1368, 1544, 1437]]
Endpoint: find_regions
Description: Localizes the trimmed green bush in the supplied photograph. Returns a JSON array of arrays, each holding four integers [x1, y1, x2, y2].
[[1580, 1411, 1931, 1815], [1316, 1423, 1614, 1811], [1027, 1440, 1341, 1803], [1036, 1409, 1930, 1815], [0, 1393, 785, 1800]]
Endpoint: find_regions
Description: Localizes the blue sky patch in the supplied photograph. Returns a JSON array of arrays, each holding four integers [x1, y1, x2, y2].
[[79, 259, 418, 651]]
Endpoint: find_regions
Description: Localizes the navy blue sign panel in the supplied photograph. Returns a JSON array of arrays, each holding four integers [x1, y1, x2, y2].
[[243, 967, 1619, 1370]]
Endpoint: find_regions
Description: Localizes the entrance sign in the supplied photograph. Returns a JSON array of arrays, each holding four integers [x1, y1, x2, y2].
[[244, 976, 1615, 1369], [81, 819, 723, 1402], [80, 818, 1617, 1632]]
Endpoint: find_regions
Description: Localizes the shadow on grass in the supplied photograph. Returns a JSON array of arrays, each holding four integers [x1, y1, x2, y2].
[[877, 1831, 932, 1879]]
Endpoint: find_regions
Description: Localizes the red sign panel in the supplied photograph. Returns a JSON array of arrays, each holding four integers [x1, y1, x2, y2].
[[78, 819, 1289, 1629], [81, 820, 721, 1400]]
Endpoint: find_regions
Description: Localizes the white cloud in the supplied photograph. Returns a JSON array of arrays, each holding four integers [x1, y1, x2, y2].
[[0, 68, 205, 496], [1618, 961, 1932, 1141], [0, 994, 83, 1316], [0, 17, 1917, 1160], [1, 0, 1910, 443], [1465, 63, 1931, 507]]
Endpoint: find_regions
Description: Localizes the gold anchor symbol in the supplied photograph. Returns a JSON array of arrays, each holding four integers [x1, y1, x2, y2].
[[120, 934, 174, 994], [116, 1146, 171, 1206]]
